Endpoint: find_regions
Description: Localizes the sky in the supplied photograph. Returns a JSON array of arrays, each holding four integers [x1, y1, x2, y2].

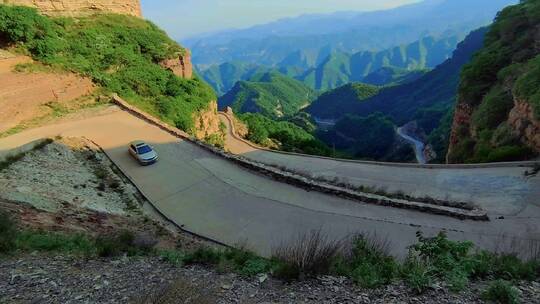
[[141, 0, 421, 40]]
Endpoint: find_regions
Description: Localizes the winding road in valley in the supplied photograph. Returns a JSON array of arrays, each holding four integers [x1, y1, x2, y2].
[[397, 126, 427, 164], [1, 107, 539, 258]]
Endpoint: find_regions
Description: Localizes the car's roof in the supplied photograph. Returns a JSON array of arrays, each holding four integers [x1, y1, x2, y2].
[[130, 140, 148, 147]]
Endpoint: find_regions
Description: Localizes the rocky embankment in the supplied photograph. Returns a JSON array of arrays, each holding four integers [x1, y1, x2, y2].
[[1, 0, 142, 17]]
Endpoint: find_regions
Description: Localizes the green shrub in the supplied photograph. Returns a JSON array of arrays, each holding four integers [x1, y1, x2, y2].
[[15, 230, 94, 255], [486, 146, 534, 162], [271, 229, 343, 280], [446, 268, 469, 292], [343, 236, 398, 288], [0, 211, 17, 253], [482, 280, 520, 304], [183, 246, 274, 277], [205, 133, 224, 149], [159, 249, 185, 266], [401, 257, 433, 294], [183, 247, 222, 265], [95, 230, 154, 257]]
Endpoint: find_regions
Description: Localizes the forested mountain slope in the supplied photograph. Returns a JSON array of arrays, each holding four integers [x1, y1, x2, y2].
[[218, 72, 315, 118], [447, 0, 540, 163], [308, 29, 486, 123]]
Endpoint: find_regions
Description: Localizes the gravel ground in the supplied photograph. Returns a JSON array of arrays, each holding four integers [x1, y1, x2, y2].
[[0, 137, 133, 214], [1, 255, 539, 304]]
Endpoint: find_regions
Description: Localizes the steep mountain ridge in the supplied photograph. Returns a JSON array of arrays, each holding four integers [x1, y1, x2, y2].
[[447, 0, 540, 163]]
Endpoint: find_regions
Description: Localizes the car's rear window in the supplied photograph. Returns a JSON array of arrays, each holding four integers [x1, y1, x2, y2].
[[137, 145, 152, 154]]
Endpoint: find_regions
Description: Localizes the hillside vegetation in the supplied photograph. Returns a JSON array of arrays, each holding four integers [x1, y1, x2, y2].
[[307, 83, 380, 119], [447, 0, 540, 163], [307, 28, 488, 163], [218, 72, 314, 118], [239, 113, 332, 156], [0, 5, 215, 134]]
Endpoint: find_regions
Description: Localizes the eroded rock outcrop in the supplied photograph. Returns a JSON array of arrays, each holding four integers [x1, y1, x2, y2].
[[159, 51, 193, 79], [193, 100, 220, 140], [1, 0, 142, 17], [508, 99, 540, 152], [446, 102, 474, 163]]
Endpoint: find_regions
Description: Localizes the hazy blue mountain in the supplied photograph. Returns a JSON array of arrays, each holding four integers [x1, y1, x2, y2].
[[200, 35, 456, 94], [185, 0, 516, 67], [296, 35, 458, 90]]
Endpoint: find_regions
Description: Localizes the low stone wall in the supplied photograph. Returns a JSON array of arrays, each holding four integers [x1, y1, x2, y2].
[[220, 111, 538, 170], [111, 94, 489, 221], [0, 138, 51, 163]]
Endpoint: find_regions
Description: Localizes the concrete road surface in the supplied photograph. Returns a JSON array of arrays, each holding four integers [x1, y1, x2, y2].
[[1, 107, 540, 257], [219, 113, 540, 217]]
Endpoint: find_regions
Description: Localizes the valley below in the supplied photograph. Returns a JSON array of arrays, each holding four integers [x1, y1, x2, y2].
[[397, 126, 427, 164]]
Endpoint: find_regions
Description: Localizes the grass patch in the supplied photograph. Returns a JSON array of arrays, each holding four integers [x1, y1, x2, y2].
[[272, 229, 343, 281], [482, 280, 520, 304], [183, 246, 276, 277], [333, 235, 398, 288], [205, 133, 225, 149], [0, 212, 158, 257], [13, 62, 62, 74], [15, 230, 96, 255]]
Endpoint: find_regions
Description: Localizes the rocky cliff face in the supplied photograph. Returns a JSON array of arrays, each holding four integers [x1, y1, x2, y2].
[[446, 102, 474, 163], [1, 0, 141, 17], [159, 51, 193, 79], [508, 99, 540, 152], [193, 100, 221, 140]]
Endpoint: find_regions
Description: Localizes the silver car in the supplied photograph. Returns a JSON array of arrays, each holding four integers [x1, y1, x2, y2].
[[128, 140, 158, 165]]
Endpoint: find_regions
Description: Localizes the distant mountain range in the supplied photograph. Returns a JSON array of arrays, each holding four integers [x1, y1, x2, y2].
[[200, 35, 458, 94], [185, 0, 516, 68]]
